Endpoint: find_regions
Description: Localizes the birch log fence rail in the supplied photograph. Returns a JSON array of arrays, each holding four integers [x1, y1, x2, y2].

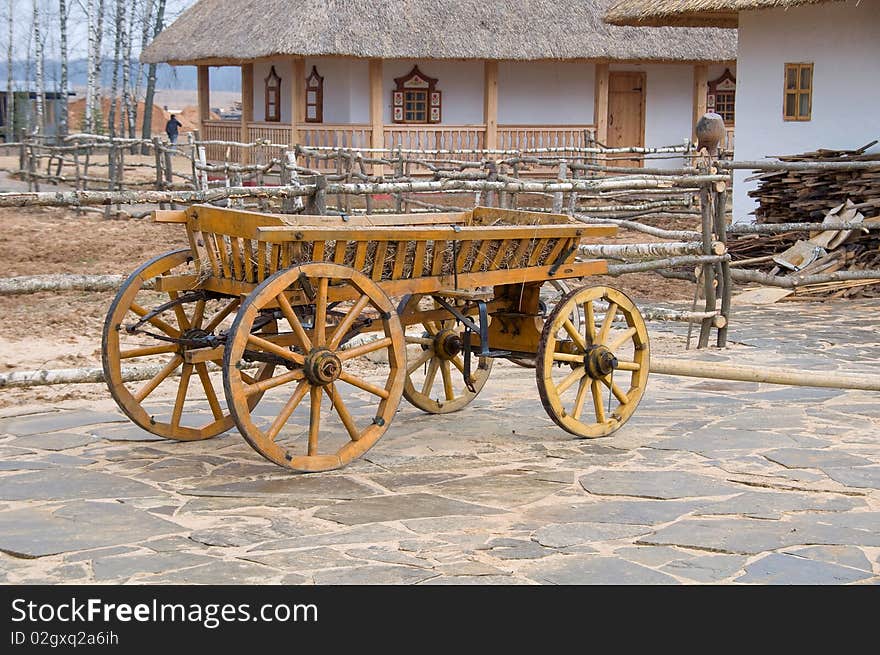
[[3, 125, 879, 400]]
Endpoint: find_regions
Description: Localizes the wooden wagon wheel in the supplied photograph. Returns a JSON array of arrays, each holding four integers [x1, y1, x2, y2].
[[508, 279, 582, 369], [102, 249, 275, 441], [223, 263, 405, 472], [536, 285, 649, 438], [398, 293, 493, 414]]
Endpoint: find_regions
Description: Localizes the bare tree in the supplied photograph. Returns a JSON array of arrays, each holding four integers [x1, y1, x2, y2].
[[5, 0, 14, 141], [140, 0, 165, 145], [107, 0, 122, 137], [122, 0, 136, 140], [58, 0, 70, 137], [131, 0, 154, 139], [32, 0, 45, 135], [84, 0, 106, 132]]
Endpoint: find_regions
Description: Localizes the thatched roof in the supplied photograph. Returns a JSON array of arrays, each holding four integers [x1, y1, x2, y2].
[[141, 0, 736, 65], [605, 0, 843, 28]]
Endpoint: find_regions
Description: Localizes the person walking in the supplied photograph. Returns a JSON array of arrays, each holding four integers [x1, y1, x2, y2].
[[165, 114, 183, 148]]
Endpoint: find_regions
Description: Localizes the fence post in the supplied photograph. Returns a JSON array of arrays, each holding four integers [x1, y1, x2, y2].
[[553, 159, 567, 214], [305, 174, 326, 215], [394, 146, 403, 213], [153, 138, 166, 209], [714, 176, 731, 347], [357, 151, 373, 215], [484, 159, 498, 208]]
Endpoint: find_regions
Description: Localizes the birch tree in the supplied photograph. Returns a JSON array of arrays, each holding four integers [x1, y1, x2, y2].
[[58, 0, 70, 137], [85, 0, 106, 133], [32, 0, 45, 135], [107, 0, 123, 137], [122, 0, 135, 140], [140, 0, 165, 145], [5, 0, 13, 142]]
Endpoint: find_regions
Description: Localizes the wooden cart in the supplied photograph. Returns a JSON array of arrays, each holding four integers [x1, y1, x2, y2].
[[102, 205, 650, 472]]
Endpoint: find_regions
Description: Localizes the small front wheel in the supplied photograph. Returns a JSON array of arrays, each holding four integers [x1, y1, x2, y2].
[[536, 285, 649, 438]]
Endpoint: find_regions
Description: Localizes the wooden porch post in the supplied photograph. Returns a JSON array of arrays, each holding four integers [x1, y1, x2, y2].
[[240, 63, 254, 163], [369, 59, 384, 151], [197, 65, 211, 133], [291, 58, 306, 146], [483, 60, 498, 151], [594, 63, 609, 146], [693, 64, 708, 144]]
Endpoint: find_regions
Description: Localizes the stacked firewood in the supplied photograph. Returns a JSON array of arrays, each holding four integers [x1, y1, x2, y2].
[[748, 142, 880, 223], [729, 199, 880, 299]]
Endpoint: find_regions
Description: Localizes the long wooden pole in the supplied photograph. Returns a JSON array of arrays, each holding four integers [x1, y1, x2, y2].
[[652, 358, 880, 392]]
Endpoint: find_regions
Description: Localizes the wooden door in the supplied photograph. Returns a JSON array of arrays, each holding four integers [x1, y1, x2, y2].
[[607, 72, 646, 168]]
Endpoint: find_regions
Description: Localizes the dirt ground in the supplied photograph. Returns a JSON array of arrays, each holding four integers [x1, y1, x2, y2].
[[0, 206, 695, 408]]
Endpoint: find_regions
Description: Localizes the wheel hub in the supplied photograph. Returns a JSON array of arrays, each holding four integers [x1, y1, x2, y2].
[[304, 348, 342, 386], [433, 328, 462, 360], [585, 345, 618, 379]]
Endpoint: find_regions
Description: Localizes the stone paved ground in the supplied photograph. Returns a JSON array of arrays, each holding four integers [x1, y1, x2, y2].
[[1, 300, 878, 584]]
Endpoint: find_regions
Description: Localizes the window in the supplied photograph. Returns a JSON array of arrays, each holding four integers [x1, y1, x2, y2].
[[264, 65, 281, 122], [305, 66, 323, 123], [392, 66, 441, 124], [707, 68, 736, 124], [784, 63, 812, 121]]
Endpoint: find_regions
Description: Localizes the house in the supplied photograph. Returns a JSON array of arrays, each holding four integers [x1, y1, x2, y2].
[[141, 0, 736, 168], [605, 0, 880, 220], [0, 83, 73, 141]]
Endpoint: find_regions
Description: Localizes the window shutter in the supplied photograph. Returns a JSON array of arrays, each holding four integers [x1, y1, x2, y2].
[[429, 91, 441, 124], [392, 91, 404, 123]]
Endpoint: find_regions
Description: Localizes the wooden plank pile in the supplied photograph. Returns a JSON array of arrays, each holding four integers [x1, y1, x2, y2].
[[748, 142, 880, 223], [729, 199, 880, 300]]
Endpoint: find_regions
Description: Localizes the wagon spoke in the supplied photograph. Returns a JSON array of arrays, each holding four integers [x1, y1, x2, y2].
[[265, 380, 309, 442], [239, 371, 258, 385], [130, 302, 181, 338], [120, 344, 177, 359], [552, 352, 585, 364], [602, 376, 630, 405], [556, 366, 586, 395], [203, 298, 240, 333], [312, 277, 329, 347], [584, 301, 597, 344], [276, 293, 311, 351], [405, 336, 434, 347], [308, 386, 322, 456], [134, 355, 182, 402], [337, 371, 389, 399], [168, 291, 192, 332], [597, 302, 618, 345], [421, 357, 439, 396], [608, 327, 637, 352], [171, 363, 194, 428], [195, 363, 224, 420], [562, 319, 586, 352], [247, 334, 304, 365], [191, 299, 206, 330], [328, 294, 371, 350], [326, 384, 360, 441], [244, 369, 304, 396], [450, 355, 466, 375], [616, 360, 641, 372], [406, 349, 433, 375], [421, 320, 438, 336], [339, 336, 392, 361], [591, 379, 606, 423], [441, 360, 454, 401], [572, 375, 590, 420]]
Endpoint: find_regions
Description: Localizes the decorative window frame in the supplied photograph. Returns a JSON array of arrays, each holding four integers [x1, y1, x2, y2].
[[784, 63, 813, 122], [707, 68, 736, 125], [305, 66, 323, 123], [392, 65, 441, 124], [264, 65, 282, 123]]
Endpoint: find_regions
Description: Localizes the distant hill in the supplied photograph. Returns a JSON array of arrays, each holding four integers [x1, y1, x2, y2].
[[0, 59, 241, 93]]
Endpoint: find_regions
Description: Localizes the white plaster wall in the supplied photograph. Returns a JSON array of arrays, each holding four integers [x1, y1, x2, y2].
[[252, 59, 293, 123], [610, 63, 699, 169], [498, 62, 594, 124], [733, 0, 880, 221], [304, 58, 369, 124], [381, 60, 484, 124]]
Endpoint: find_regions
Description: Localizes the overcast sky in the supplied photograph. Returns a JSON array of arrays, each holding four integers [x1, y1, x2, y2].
[[3, 0, 193, 61]]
